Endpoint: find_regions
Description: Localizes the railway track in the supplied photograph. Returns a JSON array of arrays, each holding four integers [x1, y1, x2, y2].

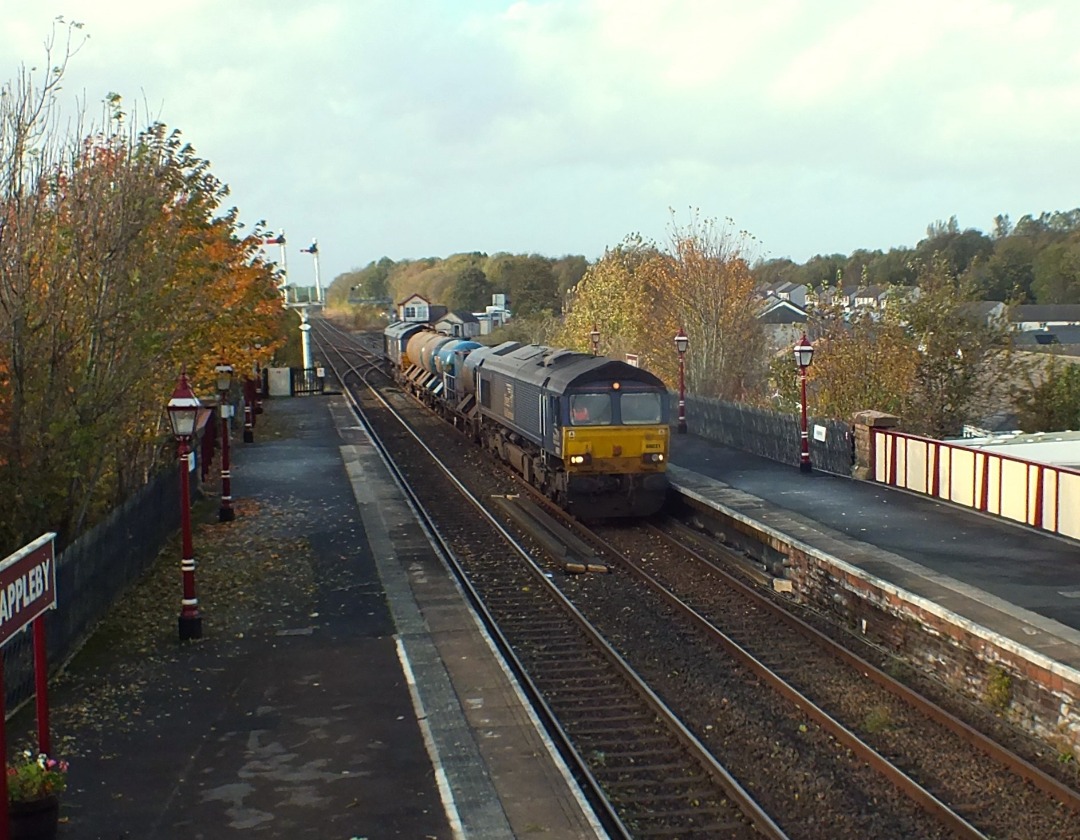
[[312, 319, 782, 837], [583, 518, 1080, 838], [310, 318, 1080, 838]]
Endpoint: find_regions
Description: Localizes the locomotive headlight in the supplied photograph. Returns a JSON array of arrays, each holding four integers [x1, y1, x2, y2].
[[642, 453, 665, 464], [569, 454, 592, 465]]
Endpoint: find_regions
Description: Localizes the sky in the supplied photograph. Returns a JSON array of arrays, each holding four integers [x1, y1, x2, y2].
[[2, 1, 1079, 286]]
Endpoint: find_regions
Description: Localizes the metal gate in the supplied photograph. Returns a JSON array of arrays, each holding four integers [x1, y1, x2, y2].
[[291, 367, 325, 396]]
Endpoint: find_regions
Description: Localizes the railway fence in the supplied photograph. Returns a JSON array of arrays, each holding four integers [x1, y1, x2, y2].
[[2, 468, 190, 713], [680, 393, 855, 476]]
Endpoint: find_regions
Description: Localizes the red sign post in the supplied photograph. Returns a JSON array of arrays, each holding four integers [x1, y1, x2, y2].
[[0, 533, 58, 839]]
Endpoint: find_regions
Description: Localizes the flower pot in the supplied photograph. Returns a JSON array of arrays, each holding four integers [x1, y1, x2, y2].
[[9, 795, 60, 840]]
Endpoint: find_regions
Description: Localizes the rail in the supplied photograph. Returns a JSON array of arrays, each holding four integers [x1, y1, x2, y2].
[[872, 427, 1080, 540]]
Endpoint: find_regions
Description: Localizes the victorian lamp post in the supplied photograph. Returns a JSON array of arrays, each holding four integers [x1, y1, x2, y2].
[[794, 333, 815, 473], [674, 328, 688, 434], [215, 363, 235, 522], [166, 369, 203, 640], [590, 324, 600, 356]]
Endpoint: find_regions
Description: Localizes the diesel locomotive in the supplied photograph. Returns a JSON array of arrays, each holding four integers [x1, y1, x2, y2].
[[384, 322, 671, 518]]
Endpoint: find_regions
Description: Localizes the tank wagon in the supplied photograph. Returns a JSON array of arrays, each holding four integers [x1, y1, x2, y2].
[[384, 325, 670, 518]]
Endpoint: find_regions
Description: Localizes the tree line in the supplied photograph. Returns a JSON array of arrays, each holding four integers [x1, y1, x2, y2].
[[333, 251, 589, 320], [332, 208, 1080, 440], [754, 210, 1080, 304], [335, 206, 1080, 320], [0, 23, 288, 550]]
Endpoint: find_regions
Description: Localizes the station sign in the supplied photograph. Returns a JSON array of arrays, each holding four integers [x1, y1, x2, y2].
[[0, 533, 57, 648]]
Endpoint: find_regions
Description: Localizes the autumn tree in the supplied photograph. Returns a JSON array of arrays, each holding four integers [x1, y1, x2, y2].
[[556, 235, 662, 367], [0, 28, 283, 548], [888, 257, 1012, 438], [798, 284, 916, 421], [447, 266, 492, 312], [559, 214, 767, 401], [654, 212, 768, 401]]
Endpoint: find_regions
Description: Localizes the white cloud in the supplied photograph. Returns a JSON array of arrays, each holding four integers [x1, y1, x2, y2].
[[1, 0, 1078, 276]]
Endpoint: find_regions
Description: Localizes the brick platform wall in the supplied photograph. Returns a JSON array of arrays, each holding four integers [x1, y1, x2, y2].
[[785, 544, 1080, 755]]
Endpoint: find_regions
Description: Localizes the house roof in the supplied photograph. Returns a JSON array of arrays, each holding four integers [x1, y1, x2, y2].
[[395, 293, 431, 306], [758, 299, 808, 324], [1011, 304, 1080, 323], [957, 429, 1080, 468], [1014, 326, 1080, 346], [437, 310, 480, 324]]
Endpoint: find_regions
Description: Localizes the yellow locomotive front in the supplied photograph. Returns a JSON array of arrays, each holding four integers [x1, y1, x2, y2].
[[558, 385, 669, 517]]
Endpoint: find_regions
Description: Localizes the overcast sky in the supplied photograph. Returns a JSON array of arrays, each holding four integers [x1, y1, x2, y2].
[[3, 1, 1079, 285]]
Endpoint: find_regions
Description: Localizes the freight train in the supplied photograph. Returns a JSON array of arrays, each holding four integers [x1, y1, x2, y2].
[[384, 322, 671, 518]]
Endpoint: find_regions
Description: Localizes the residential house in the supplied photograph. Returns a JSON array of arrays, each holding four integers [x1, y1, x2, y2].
[[434, 310, 481, 338], [1009, 304, 1080, 354], [853, 285, 886, 310], [395, 293, 447, 324], [807, 284, 859, 312], [758, 297, 808, 351], [1010, 304, 1080, 331]]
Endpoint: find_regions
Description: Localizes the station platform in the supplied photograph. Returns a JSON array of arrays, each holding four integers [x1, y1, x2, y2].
[[668, 433, 1080, 678], [31, 394, 1080, 837], [39, 394, 604, 839]]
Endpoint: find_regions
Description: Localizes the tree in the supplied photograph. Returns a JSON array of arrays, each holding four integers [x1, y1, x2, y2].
[[865, 248, 917, 287], [340, 256, 394, 301], [487, 311, 561, 345], [655, 212, 768, 401], [447, 266, 491, 312], [559, 215, 768, 401], [551, 255, 588, 300], [968, 237, 1036, 302], [750, 257, 799, 289], [1031, 241, 1080, 303], [498, 254, 559, 318], [916, 217, 994, 277], [802, 283, 915, 421], [888, 256, 1011, 438], [556, 235, 660, 365], [1013, 360, 1080, 432], [0, 31, 283, 547], [797, 254, 847, 290]]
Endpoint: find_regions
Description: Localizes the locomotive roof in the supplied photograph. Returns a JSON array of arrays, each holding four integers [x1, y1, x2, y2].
[[385, 321, 427, 339], [477, 344, 665, 392]]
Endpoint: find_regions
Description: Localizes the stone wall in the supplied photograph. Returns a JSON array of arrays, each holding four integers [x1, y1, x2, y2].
[[784, 544, 1080, 754], [679, 393, 856, 477]]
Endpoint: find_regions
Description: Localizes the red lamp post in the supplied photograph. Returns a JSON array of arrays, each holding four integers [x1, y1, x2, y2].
[[166, 369, 203, 640], [794, 333, 815, 473], [215, 363, 235, 523], [674, 328, 688, 434], [589, 324, 600, 356]]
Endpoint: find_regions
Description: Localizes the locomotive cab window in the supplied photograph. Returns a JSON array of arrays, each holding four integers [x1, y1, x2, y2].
[[569, 393, 612, 425], [620, 392, 663, 424]]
